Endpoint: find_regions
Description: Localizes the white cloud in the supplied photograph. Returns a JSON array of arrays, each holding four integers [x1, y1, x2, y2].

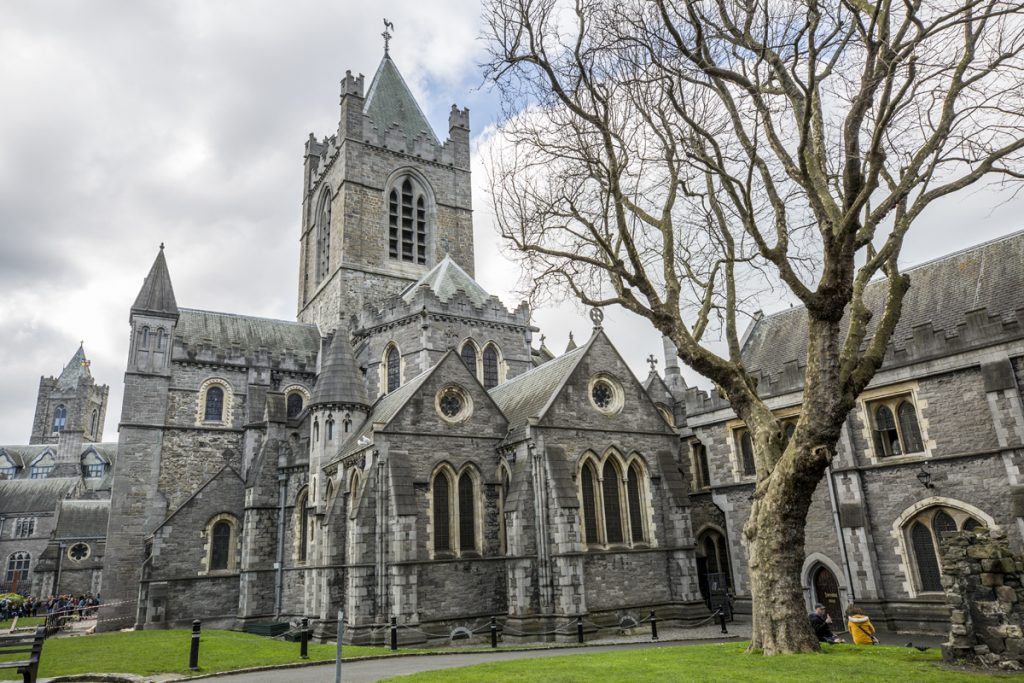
[[0, 1, 1021, 443]]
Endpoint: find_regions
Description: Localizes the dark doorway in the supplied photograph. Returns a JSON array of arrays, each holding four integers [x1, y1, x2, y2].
[[812, 565, 843, 626]]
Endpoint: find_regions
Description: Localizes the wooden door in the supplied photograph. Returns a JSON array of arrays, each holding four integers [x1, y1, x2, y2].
[[812, 565, 843, 626]]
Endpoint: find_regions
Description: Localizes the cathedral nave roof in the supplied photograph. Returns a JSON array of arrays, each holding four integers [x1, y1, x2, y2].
[[0, 477, 79, 515], [176, 308, 321, 359]]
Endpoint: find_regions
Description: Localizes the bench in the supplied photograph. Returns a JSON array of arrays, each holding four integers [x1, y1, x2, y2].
[[0, 626, 45, 683]]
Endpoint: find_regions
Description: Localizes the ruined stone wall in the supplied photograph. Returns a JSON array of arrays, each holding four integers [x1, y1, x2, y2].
[[942, 527, 1024, 671]]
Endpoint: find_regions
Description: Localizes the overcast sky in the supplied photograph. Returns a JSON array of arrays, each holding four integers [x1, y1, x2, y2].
[[1, 1, 1022, 445]]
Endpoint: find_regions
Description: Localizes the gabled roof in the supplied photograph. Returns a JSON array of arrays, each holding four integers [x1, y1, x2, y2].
[[489, 341, 591, 442], [54, 499, 109, 539], [0, 477, 78, 514], [0, 446, 50, 468], [334, 361, 439, 461], [363, 55, 438, 145], [311, 328, 368, 407], [742, 230, 1024, 381], [176, 309, 321, 358], [132, 246, 179, 318], [56, 344, 93, 389], [400, 255, 492, 307]]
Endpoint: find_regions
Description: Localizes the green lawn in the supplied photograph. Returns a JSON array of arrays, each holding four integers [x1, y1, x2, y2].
[[380, 642, 1004, 682], [0, 616, 45, 631], [0, 628, 401, 679]]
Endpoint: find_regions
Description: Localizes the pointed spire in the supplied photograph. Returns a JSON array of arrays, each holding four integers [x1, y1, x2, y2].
[[56, 344, 92, 389], [132, 245, 179, 318], [363, 54, 439, 144], [311, 327, 369, 407], [565, 332, 577, 353]]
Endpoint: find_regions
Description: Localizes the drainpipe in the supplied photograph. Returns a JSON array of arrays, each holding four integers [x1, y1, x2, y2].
[[275, 472, 289, 620], [826, 465, 856, 603]]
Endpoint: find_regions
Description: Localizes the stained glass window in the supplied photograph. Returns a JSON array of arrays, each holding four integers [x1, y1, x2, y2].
[[581, 464, 599, 545], [205, 387, 224, 421], [287, 393, 303, 419], [602, 461, 624, 544], [433, 474, 451, 553], [386, 346, 400, 393], [210, 521, 231, 570], [458, 473, 476, 552], [482, 345, 499, 389], [627, 464, 645, 543]]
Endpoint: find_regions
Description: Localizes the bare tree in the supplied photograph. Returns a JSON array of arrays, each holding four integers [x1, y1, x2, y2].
[[483, 0, 1024, 654]]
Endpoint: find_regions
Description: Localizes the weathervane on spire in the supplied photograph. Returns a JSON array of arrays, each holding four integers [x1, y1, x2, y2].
[[382, 18, 394, 55]]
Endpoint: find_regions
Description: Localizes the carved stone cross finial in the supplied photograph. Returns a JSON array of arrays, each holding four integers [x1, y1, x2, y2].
[[589, 307, 604, 328], [647, 354, 658, 372]]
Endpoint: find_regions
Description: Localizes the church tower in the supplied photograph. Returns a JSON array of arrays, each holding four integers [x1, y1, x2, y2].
[[296, 47, 474, 333], [30, 344, 109, 445]]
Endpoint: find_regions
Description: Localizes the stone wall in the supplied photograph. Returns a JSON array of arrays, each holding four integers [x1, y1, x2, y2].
[[942, 527, 1024, 670]]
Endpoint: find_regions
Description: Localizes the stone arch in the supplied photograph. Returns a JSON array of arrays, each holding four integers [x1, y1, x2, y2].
[[196, 377, 234, 425], [891, 497, 995, 597], [801, 552, 850, 618]]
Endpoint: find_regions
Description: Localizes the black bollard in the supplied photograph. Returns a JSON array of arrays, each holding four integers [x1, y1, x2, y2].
[[188, 620, 201, 671], [490, 616, 498, 648], [576, 615, 584, 644], [300, 618, 309, 659], [390, 616, 398, 651], [650, 610, 658, 641], [719, 609, 728, 634]]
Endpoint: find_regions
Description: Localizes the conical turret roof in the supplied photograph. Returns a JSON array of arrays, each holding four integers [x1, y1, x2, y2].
[[56, 344, 92, 389], [132, 246, 178, 318], [311, 327, 369, 407], [363, 55, 438, 144]]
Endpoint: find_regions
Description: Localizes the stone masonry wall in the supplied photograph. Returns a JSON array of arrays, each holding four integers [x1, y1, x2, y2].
[[942, 527, 1024, 671]]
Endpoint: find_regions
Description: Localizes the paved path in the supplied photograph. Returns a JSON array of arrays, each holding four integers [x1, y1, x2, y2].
[[196, 639, 725, 683]]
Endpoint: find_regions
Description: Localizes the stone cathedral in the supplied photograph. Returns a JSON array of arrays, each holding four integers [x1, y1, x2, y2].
[[5, 47, 1024, 641]]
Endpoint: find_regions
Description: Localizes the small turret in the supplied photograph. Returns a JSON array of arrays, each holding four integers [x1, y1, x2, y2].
[[130, 245, 178, 374]]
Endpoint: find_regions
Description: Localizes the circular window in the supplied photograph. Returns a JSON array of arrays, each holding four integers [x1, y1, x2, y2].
[[68, 543, 90, 561], [588, 374, 624, 414], [435, 385, 472, 423]]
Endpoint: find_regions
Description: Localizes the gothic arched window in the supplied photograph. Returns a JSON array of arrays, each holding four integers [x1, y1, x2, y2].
[[898, 401, 924, 453], [580, 461, 599, 545], [296, 489, 310, 563], [627, 462, 646, 544], [52, 405, 67, 434], [460, 342, 478, 378], [385, 345, 400, 393], [315, 190, 331, 283], [388, 176, 429, 265], [210, 520, 232, 571], [90, 409, 99, 435], [5, 551, 30, 584], [602, 461, 624, 544], [482, 344, 500, 389], [458, 471, 477, 553], [905, 506, 984, 593], [204, 387, 224, 421], [287, 393, 304, 419], [432, 471, 452, 555]]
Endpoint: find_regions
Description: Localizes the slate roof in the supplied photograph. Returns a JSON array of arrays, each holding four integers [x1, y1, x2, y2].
[[54, 499, 109, 539], [489, 342, 590, 442], [311, 327, 368, 406], [0, 446, 51, 468], [132, 247, 179, 317], [176, 309, 321, 357], [363, 55, 439, 145], [741, 230, 1024, 381], [0, 477, 78, 514], [56, 345, 93, 389], [400, 255, 492, 307]]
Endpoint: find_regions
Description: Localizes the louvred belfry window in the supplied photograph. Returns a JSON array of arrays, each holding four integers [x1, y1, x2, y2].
[[388, 177, 428, 265]]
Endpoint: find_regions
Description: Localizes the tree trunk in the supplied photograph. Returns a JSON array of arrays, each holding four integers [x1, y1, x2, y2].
[[744, 454, 823, 654], [744, 315, 849, 654]]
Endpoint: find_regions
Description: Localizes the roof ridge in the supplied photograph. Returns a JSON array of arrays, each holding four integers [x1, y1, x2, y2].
[[178, 308, 315, 327]]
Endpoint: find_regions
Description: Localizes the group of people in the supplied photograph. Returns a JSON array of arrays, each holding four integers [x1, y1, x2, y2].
[[0, 595, 38, 621], [46, 593, 101, 620], [809, 603, 878, 645]]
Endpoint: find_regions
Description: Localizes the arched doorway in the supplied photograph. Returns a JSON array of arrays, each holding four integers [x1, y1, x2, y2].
[[696, 529, 732, 613], [811, 564, 843, 626]]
